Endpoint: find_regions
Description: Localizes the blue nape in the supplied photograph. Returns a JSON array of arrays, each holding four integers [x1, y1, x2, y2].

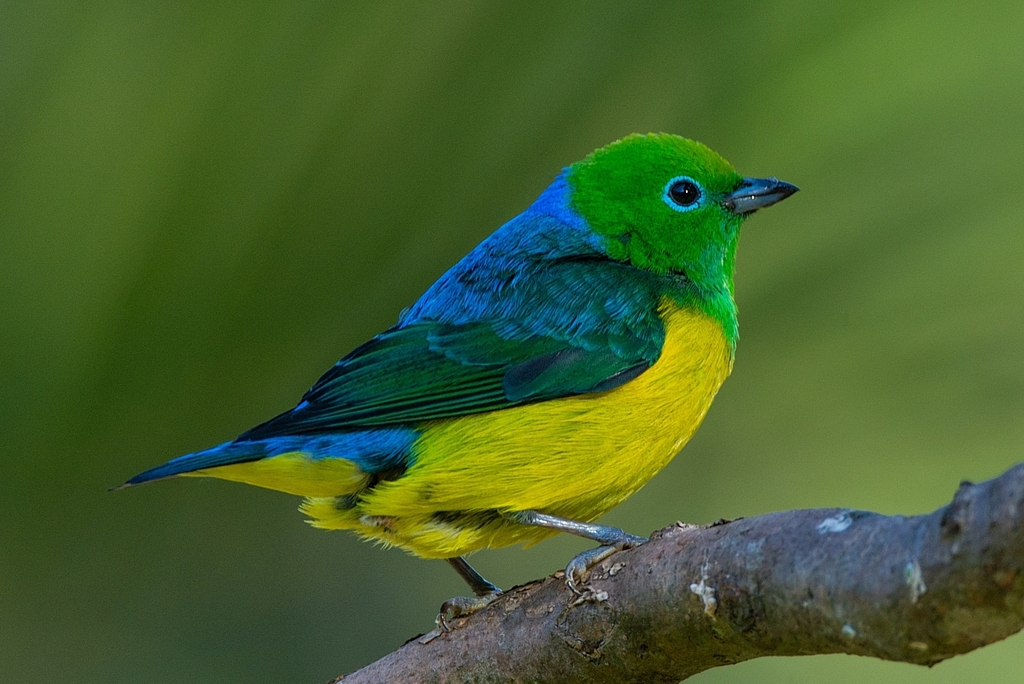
[[121, 427, 418, 487], [400, 172, 606, 326]]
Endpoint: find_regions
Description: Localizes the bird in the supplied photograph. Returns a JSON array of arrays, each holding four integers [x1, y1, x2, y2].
[[117, 133, 797, 624]]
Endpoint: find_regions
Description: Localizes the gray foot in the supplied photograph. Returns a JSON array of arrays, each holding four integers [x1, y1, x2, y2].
[[437, 590, 502, 630], [564, 535, 645, 594], [418, 557, 503, 642], [506, 510, 647, 593], [418, 590, 502, 643]]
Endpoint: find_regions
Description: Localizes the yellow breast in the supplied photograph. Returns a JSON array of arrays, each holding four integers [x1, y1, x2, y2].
[[304, 298, 734, 559]]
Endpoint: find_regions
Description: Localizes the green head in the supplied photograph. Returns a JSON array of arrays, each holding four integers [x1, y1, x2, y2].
[[567, 133, 797, 342]]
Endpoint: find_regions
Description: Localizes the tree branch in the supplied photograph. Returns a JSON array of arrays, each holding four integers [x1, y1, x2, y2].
[[338, 464, 1024, 683]]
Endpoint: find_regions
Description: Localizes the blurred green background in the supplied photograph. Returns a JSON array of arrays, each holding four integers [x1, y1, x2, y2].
[[3, 1, 1024, 682]]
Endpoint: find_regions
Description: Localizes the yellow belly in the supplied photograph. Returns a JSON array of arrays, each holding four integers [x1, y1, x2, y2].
[[303, 299, 733, 558]]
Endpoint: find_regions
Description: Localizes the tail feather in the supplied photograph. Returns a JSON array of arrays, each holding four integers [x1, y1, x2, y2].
[[113, 429, 418, 497], [113, 441, 262, 489]]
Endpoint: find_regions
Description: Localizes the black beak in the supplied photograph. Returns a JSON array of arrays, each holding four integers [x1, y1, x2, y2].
[[723, 177, 799, 215]]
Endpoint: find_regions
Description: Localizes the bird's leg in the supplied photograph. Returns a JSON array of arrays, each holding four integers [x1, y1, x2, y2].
[[507, 510, 647, 594], [448, 555, 501, 596], [432, 557, 502, 634]]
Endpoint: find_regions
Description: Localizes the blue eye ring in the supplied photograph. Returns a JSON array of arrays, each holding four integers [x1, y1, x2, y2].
[[663, 176, 704, 212]]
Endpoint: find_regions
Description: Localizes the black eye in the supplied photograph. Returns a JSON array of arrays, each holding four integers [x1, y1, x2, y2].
[[663, 176, 703, 212], [669, 180, 700, 206]]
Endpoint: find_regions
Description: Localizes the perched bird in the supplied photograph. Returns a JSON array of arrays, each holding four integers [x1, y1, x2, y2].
[[119, 133, 796, 622]]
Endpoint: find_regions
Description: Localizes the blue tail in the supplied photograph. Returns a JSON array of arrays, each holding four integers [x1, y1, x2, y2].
[[112, 429, 419, 491], [113, 441, 263, 489]]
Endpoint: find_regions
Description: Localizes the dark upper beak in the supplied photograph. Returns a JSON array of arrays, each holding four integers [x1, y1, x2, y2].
[[723, 177, 799, 215]]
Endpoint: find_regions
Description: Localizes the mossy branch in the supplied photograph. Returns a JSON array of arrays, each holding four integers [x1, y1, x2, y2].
[[338, 464, 1024, 683]]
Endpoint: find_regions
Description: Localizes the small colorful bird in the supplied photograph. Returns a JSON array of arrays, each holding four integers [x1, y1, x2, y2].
[[119, 134, 796, 622]]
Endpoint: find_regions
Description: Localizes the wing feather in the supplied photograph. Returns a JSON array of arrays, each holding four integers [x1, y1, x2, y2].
[[239, 258, 675, 440]]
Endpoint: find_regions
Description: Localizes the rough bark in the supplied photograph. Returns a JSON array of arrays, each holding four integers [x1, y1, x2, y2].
[[338, 464, 1024, 683]]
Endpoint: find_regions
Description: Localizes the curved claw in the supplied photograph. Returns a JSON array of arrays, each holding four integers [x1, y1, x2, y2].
[[564, 535, 647, 594], [565, 553, 596, 595], [435, 590, 502, 632]]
